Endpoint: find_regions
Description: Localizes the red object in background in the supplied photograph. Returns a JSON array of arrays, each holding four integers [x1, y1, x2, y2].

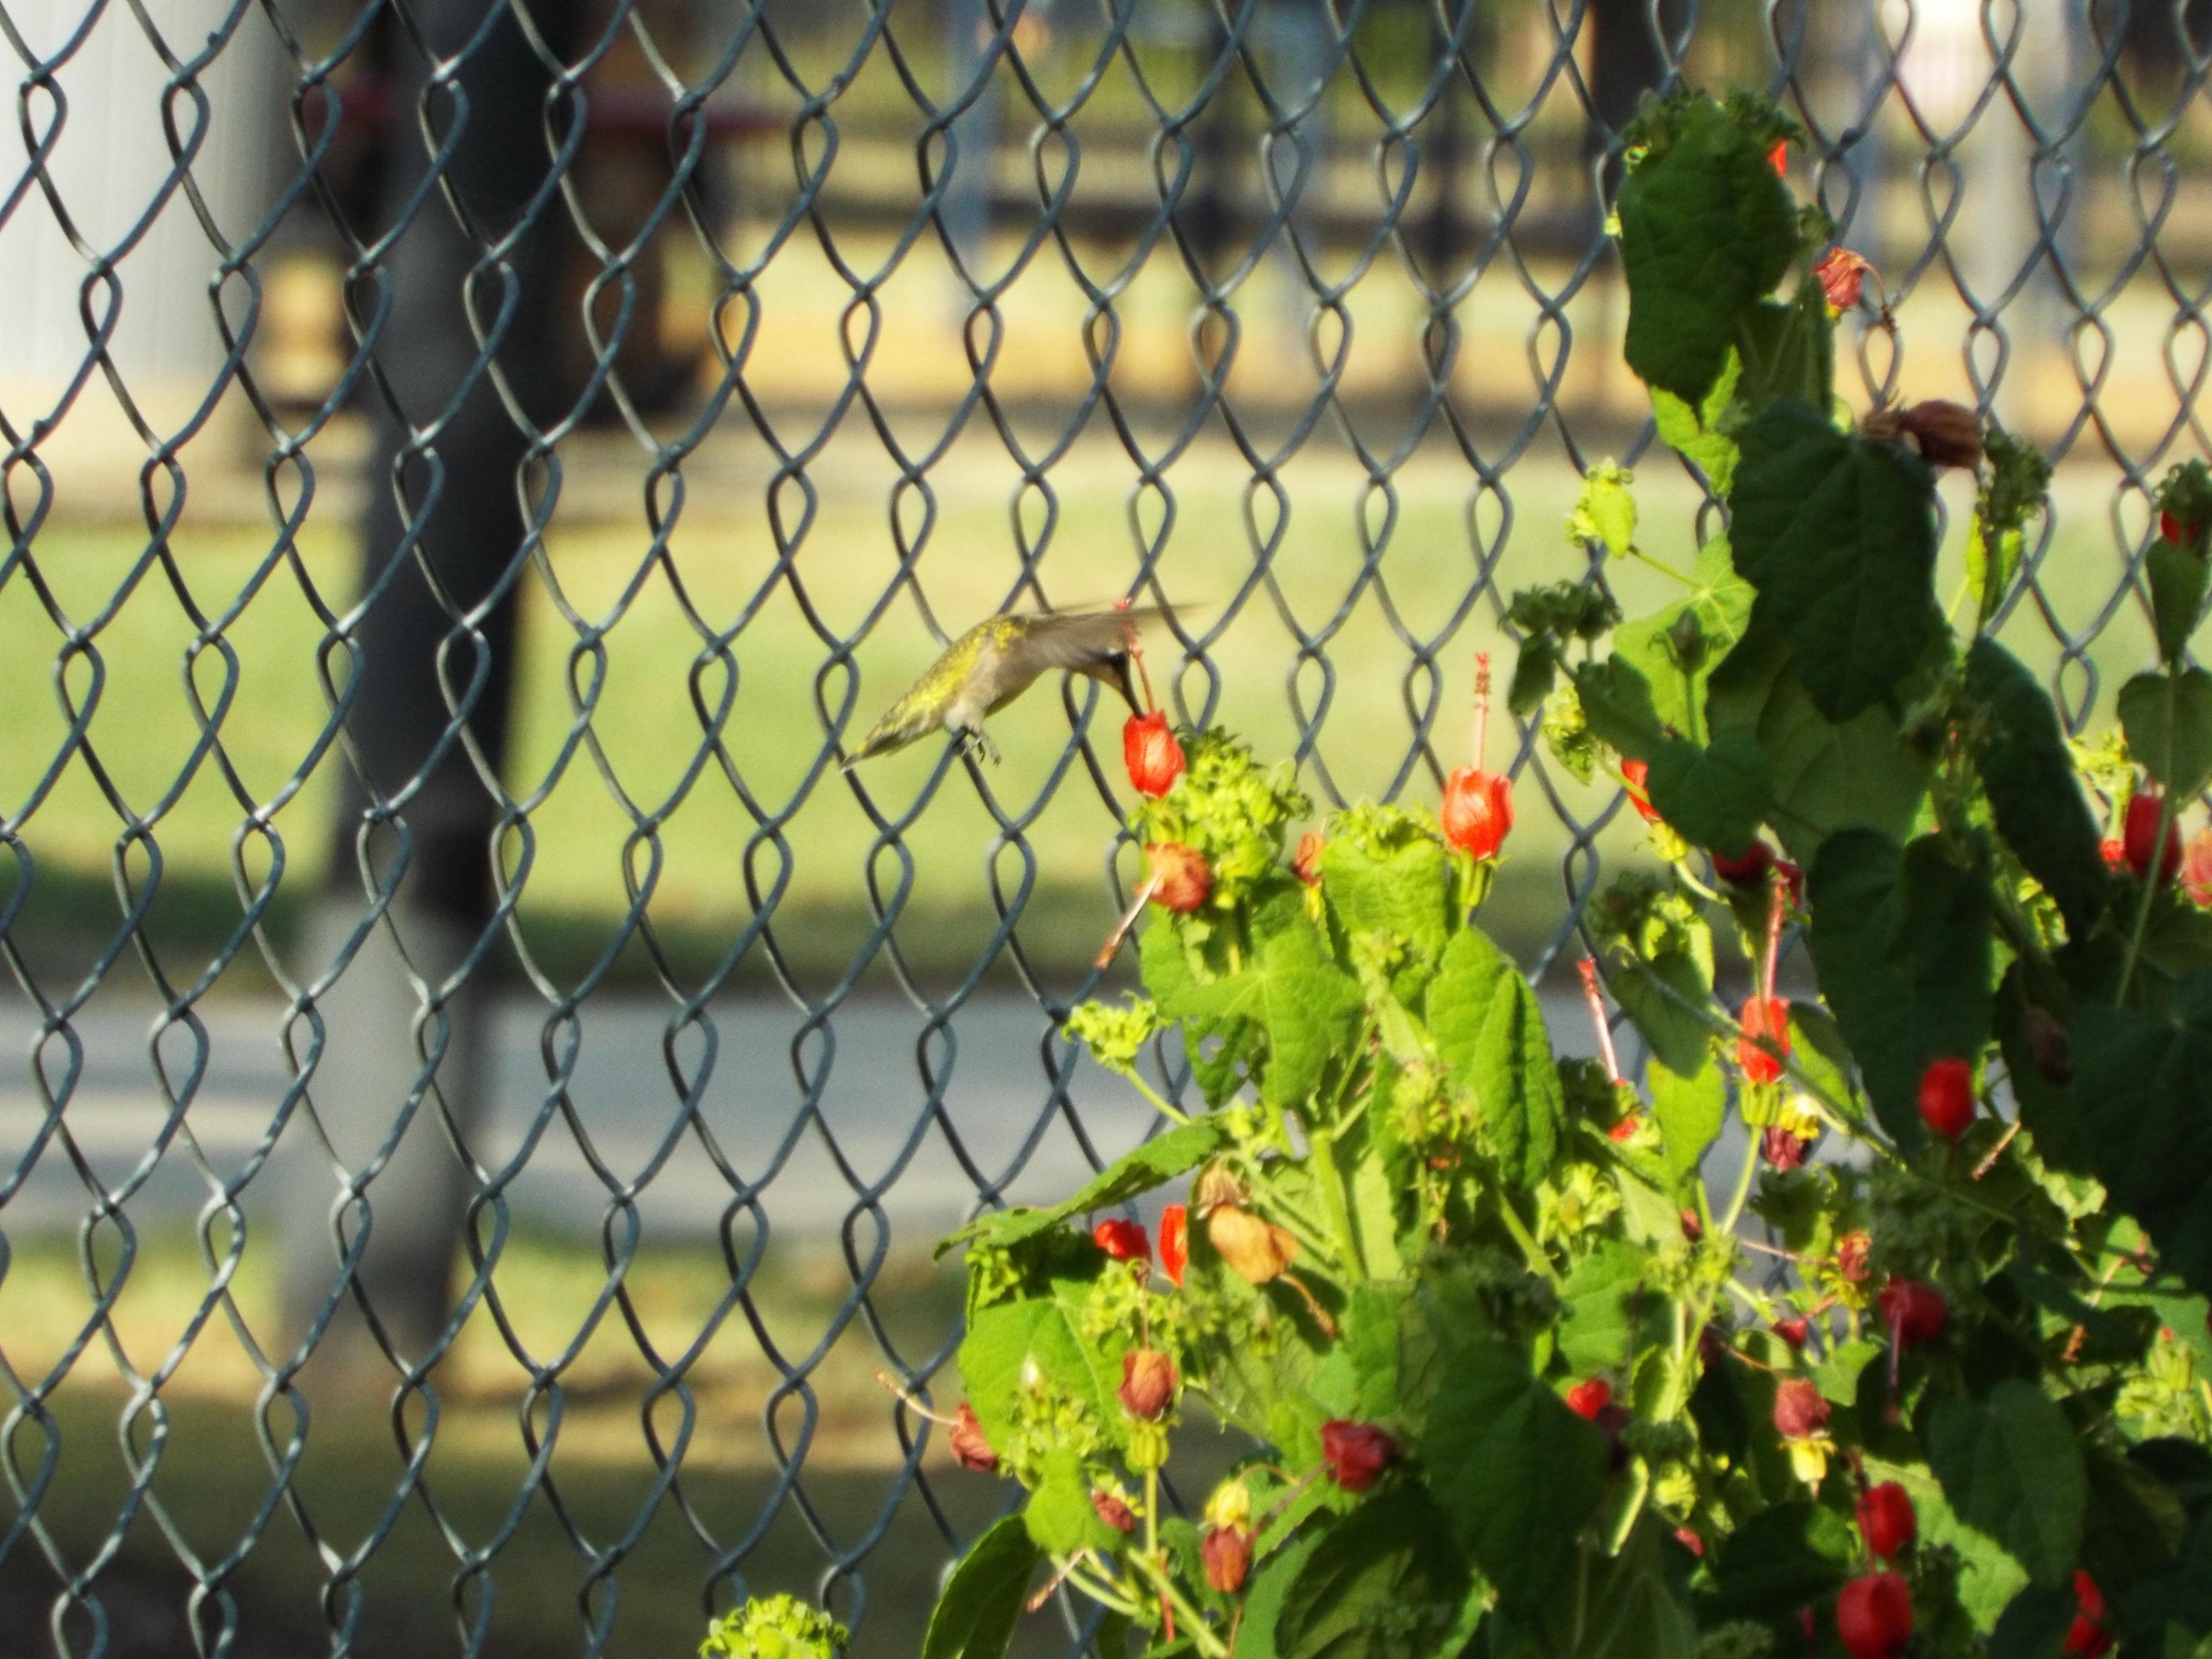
[[1442, 767, 1514, 859], [1712, 840, 1773, 886], [1857, 1482, 1918, 1561], [1738, 995, 1790, 1085], [1918, 1057, 1976, 1140], [1774, 1315, 1810, 1349], [2161, 509, 2195, 547], [1123, 711, 1185, 798], [1093, 1218, 1150, 1262], [1880, 1280, 1949, 1347], [1565, 1379, 1613, 1421], [1768, 138, 1790, 176], [1837, 1573, 1914, 1659], [2125, 791, 2182, 884], [1159, 1204, 1188, 1286], [1320, 1421, 1396, 1491], [2064, 1571, 2112, 1657], [1772, 1378, 1831, 1440]]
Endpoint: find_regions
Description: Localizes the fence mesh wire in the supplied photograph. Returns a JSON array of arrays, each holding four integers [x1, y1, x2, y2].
[[0, 0, 2204, 1653]]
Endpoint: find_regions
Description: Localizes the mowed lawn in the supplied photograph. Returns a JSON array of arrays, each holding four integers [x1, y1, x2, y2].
[[0, 433, 2158, 990]]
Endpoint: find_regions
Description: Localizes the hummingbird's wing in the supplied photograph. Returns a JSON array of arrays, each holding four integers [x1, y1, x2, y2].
[[999, 606, 1171, 714]]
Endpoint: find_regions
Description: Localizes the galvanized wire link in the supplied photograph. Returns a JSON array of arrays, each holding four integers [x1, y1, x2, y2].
[[0, 1, 2201, 1654]]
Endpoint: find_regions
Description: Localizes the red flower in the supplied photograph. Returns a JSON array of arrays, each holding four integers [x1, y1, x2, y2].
[[948, 1403, 997, 1473], [1093, 1218, 1150, 1262], [1565, 1379, 1613, 1421], [1774, 1315, 1810, 1350], [2184, 827, 2212, 908], [1159, 1203, 1188, 1287], [1442, 767, 1514, 860], [1293, 830, 1325, 887], [1772, 1377, 1832, 1441], [1857, 1481, 1917, 1561], [2100, 836, 2128, 872], [1091, 1490, 1136, 1533], [1837, 1231, 1872, 1284], [2063, 1571, 2111, 1657], [1917, 1057, 1976, 1140], [1815, 246, 1873, 311], [1201, 1525, 1253, 1593], [1738, 995, 1790, 1085], [1123, 711, 1185, 798], [1320, 1421, 1396, 1491], [1606, 1112, 1642, 1143], [1837, 1572, 1914, 1659], [1879, 1280, 1948, 1347], [1768, 137, 1790, 177], [1118, 1348, 1178, 1420], [1621, 758, 1664, 825], [1147, 843, 1212, 912], [1712, 840, 1773, 887], [2125, 791, 2182, 884], [1762, 1125, 1808, 1170]]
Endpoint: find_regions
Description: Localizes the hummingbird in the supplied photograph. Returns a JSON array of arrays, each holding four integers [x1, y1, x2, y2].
[[843, 605, 1168, 769]]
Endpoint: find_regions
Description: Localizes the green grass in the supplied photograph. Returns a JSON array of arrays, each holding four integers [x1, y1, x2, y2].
[[0, 441, 2153, 993]]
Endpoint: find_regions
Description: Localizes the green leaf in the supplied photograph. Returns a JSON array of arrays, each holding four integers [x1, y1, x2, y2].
[[1703, 1501, 1857, 1627], [1319, 822, 1452, 992], [1743, 655, 1933, 865], [1421, 1336, 1609, 1608], [1609, 949, 1715, 1082], [921, 1516, 1040, 1659], [1734, 278, 1834, 417], [2150, 537, 2211, 664], [1526, 1517, 1696, 1659], [1651, 350, 1743, 494], [2070, 976, 2212, 1295], [1427, 928, 1565, 1188], [945, 1116, 1230, 1255], [1806, 830, 1993, 1151], [1924, 1378, 2088, 1586], [1617, 99, 1799, 406], [1643, 731, 1770, 856], [1275, 1489, 1475, 1659], [1961, 639, 2110, 937], [1024, 1447, 1118, 1556], [1651, 1054, 1725, 1185], [1232, 1533, 1322, 1659], [2119, 667, 2212, 798], [958, 1293, 1120, 1455], [1729, 400, 1940, 721], [1566, 464, 1638, 559], [1788, 1002, 1864, 1128], [1989, 1583, 2075, 1659], [1557, 1239, 1656, 1375], [1572, 657, 1668, 761], [1159, 896, 1362, 1110], [1509, 633, 1560, 718], [1966, 517, 2026, 630], [1611, 537, 1756, 741]]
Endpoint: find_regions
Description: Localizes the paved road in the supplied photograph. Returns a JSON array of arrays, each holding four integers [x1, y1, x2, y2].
[[0, 988, 1779, 1246]]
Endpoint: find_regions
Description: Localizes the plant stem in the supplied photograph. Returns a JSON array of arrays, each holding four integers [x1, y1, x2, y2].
[[2115, 789, 2175, 1004], [1493, 1190, 1557, 1285]]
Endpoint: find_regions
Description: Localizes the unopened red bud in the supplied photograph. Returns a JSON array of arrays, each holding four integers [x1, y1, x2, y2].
[[1774, 1315, 1810, 1350], [1201, 1524, 1252, 1593], [1857, 1481, 1917, 1561], [1878, 1280, 1947, 1347], [2125, 791, 2182, 885], [1564, 1379, 1613, 1420], [1917, 1056, 1975, 1139], [1293, 830, 1324, 887], [1118, 1347, 1178, 1420], [1762, 1125, 1808, 1171], [1091, 1490, 1136, 1533], [1320, 1420, 1396, 1491], [948, 1402, 997, 1473], [1772, 1377, 1832, 1441], [1123, 711, 1185, 798], [1092, 1218, 1150, 1262], [1147, 843, 1212, 912]]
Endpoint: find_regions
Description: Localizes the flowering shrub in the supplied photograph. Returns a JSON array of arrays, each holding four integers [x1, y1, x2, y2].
[[708, 90, 2212, 1659]]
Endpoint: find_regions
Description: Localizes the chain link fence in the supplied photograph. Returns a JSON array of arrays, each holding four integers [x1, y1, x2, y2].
[[0, 0, 2202, 1653]]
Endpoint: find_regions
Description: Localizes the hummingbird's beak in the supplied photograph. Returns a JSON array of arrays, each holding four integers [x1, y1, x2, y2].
[[1107, 651, 1143, 715]]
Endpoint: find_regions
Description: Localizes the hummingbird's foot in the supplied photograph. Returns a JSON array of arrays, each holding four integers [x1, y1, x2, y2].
[[975, 729, 1002, 765]]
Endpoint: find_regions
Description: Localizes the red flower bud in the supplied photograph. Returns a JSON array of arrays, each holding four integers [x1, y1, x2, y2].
[[1201, 1524, 1253, 1594], [1762, 1125, 1808, 1171], [2100, 836, 2128, 872], [1565, 1379, 1613, 1421], [1123, 711, 1185, 798], [2125, 791, 2182, 884], [1738, 995, 1790, 1085], [1712, 840, 1773, 887], [1159, 1203, 1188, 1287], [1620, 758, 1664, 825], [1091, 1490, 1136, 1533], [1897, 399, 1984, 469], [1147, 843, 1212, 912], [1857, 1481, 1917, 1562], [1837, 1572, 1914, 1659], [1768, 138, 1790, 177], [1320, 1420, 1396, 1491], [2063, 1570, 2111, 1657], [948, 1402, 997, 1473], [1772, 1377, 1832, 1441], [1606, 1112, 1643, 1143], [1118, 1347, 1178, 1420], [1674, 1526, 1705, 1557], [1441, 767, 1514, 860], [1815, 247, 1873, 312], [1837, 1231, 1872, 1284], [1092, 1218, 1150, 1262], [1878, 1280, 1948, 1347], [1774, 1315, 1810, 1350], [1680, 1208, 1705, 1244], [1293, 830, 1324, 888], [1916, 1056, 1975, 1140]]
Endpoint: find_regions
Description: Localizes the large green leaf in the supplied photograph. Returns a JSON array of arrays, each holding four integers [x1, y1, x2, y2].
[[2070, 975, 2212, 1295], [1806, 830, 1994, 1150], [1734, 277, 1835, 416], [1924, 1379, 2088, 1586], [1611, 537, 1756, 741], [1573, 657, 1668, 762], [1609, 948, 1714, 1081], [958, 1291, 1121, 1455], [1989, 1583, 2075, 1659], [1616, 99, 1799, 406], [921, 1517, 1040, 1659], [1702, 1501, 1857, 1627], [946, 1116, 1230, 1255], [1232, 1533, 1323, 1659], [1420, 1336, 1609, 1608], [1862, 1455, 2027, 1628], [1961, 639, 2109, 938], [2119, 667, 2212, 798], [1643, 731, 1770, 856], [1747, 658, 1932, 863], [1319, 824, 1452, 996], [1426, 928, 1564, 1188], [1524, 1517, 1696, 1659], [1024, 1447, 1119, 1557], [1651, 350, 1743, 493], [1650, 1055, 1724, 1185], [1275, 1488, 1475, 1659], [1155, 895, 1362, 1110], [1729, 401, 1940, 721], [2148, 536, 2210, 664], [1557, 1239, 1659, 1376]]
